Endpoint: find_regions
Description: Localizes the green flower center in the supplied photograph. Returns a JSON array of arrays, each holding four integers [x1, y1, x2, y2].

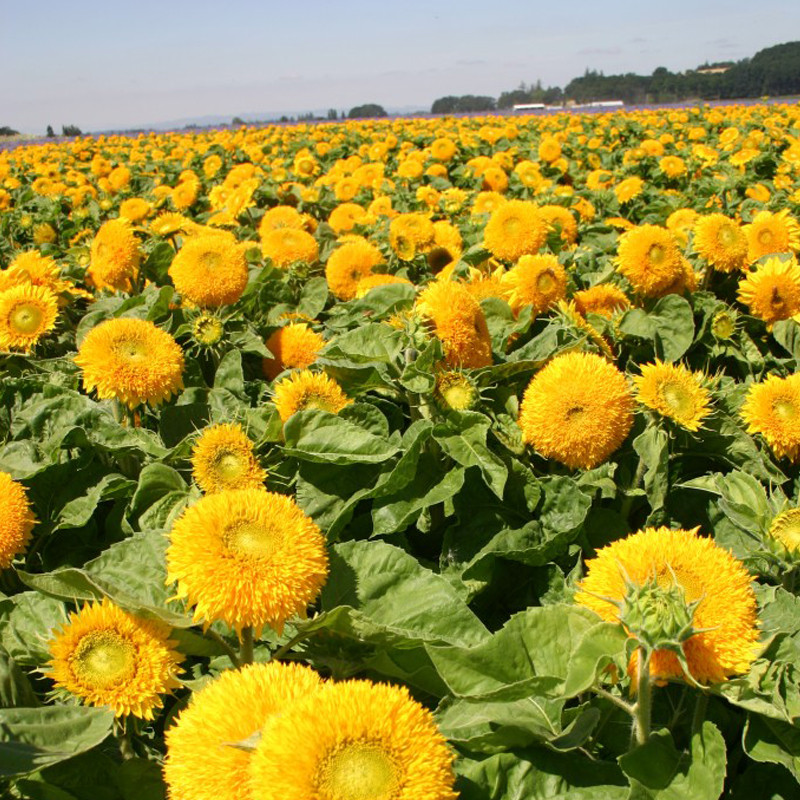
[[10, 303, 44, 335], [661, 382, 695, 417], [223, 520, 281, 560], [536, 270, 557, 293], [214, 452, 245, 482], [318, 743, 400, 800], [72, 630, 135, 688], [773, 399, 797, 421]]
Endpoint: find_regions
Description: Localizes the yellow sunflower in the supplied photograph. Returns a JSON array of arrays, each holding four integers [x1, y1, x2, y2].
[[0, 471, 35, 569], [389, 213, 436, 260], [573, 284, 630, 318], [768, 509, 800, 555], [74, 317, 185, 408], [614, 176, 645, 204], [263, 323, 326, 379], [169, 234, 249, 308], [86, 219, 141, 292], [272, 370, 352, 423], [744, 210, 800, 264], [166, 488, 329, 636], [737, 256, 800, 328], [427, 220, 463, 274], [119, 198, 152, 224], [191, 423, 266, 494], [416, 281, 493, 369], [0, 284, 58, 352], [665, 208, 699, 248], [482, 200, 549, 262], [634, 360, 711, 431], [500, 253, 567, 317], [539, 204, 578, 248], [693, 214, 748, 273], [261, 228, 319, 269], [149, 212, 191, 237], [164, 662, 322, 800], [576, 527, 759, 685], [249, 679, 457, 800], [518, 351, 634, 469], [258, 205, 306, 236], [741, 373, 800, 462], [325, 239, 384, 301], [616, 225, 685, 297], [47, 598, 182, 719], [6, 250, 65, 293]]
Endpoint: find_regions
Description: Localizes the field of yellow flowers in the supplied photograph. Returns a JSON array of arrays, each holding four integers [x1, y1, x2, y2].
[[2, 104, 800, 799]]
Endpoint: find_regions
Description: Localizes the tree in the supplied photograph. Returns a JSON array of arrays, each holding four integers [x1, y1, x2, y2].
[[347, 104, 387, 119], [0, 126, 19, 136], [46, 125, 55, 137], [327, 109, 338, 120], [62, 124, 82, 136], [231, 117, 245, 126]]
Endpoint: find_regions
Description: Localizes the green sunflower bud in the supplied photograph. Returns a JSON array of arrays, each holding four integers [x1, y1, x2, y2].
[[192, 313, 224, 348], [434, 371, 478, 412]]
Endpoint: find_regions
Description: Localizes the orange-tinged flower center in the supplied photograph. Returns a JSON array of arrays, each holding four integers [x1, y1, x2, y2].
[[318, 742, 400, 800], [758, 228, 775, 246]]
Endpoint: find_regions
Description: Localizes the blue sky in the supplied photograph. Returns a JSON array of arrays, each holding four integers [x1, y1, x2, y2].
[[2, 0, 798, 133]]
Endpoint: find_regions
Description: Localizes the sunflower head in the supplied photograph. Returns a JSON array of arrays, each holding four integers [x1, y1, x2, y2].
[[75, 317, 185, 409], [249, 679, 457, 800], [325, 239, 384, 301], [47, 598, 182, 719], [634, 360, 711, 431], [737, 255, 800, 328], [272, 370, 352, 423], [500, 253, 567, 317], [0, 471, 36, 569], [261, 228, 319, 269], [169, 233, 249, 308], [615, 225, 685, 298], [741, 374, 800, 462], [573, 284, 630, 318], [0, 284, 58, 352], [768, 509, 800, 557], [693, 214, 748, 273], [416, 281, 493, 369], [433, 371, 479, 412], [191, 423, 266, 494], [192, 312, 225, 348], [576, 527, 759, 685], [87, 219, 141, 292], [744, 210, 800, 264], [166, 488, 329, 635], [483, 200, 549, 262], [711, 309, 737, 340], [263, 323, 326, 379], [518, 351, 634, 470]]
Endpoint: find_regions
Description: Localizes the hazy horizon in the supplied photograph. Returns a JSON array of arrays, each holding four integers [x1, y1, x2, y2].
[[3, 0, 798, 135]]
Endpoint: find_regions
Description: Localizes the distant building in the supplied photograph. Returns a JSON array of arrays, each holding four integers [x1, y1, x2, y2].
[[696, 65, 733, 75], [512, 102, 546, 112]]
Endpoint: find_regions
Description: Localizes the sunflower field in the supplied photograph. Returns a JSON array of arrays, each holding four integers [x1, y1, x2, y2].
[[2, 104, 800, 799]]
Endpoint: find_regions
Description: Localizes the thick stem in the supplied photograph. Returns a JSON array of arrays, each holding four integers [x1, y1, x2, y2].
[[634, 647, 653, 746], [691, 692, 709, 737], [239, 626, 254, 667]]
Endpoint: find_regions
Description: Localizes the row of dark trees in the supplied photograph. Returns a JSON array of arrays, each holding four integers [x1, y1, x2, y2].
[[430, 41, 800, 112]]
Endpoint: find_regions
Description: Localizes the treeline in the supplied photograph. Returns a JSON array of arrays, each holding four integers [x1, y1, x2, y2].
[[430, 41, 800, 112]]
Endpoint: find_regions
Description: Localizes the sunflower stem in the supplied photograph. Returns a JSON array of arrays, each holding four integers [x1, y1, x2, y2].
[[205, 628, 240, 668], [620, 454, 647, 524], [239, 626, 254, 667], [691, 691, 709, 736], [633, 647, 653, 746], [270, 630, 309, 661], [593, 686, 637, 717]]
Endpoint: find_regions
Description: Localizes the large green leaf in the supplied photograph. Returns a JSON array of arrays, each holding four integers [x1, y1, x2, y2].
[[618, 721, 726, 800], [744, 712, 800, 781], [0, 705, 114, 776]]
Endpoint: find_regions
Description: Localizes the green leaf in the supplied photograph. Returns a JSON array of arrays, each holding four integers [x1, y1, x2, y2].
[[633, 425, 670, 521], [127, 463, 192, 531], [213, 349, 246, 399], [455, 747, 628, 800], [744, 712, 800, 781], [433, 412, 507, 499], [297, 276, 329, 319], [55, 474, 135, 531], [619, 295, 695, 362], [426, 605, 605, 701], [0, 592, 65, 665], [0, 705, 114, 776], [618, 721, 727, 800], [0, 650, 39, 708], [283, 410, 401, 465]]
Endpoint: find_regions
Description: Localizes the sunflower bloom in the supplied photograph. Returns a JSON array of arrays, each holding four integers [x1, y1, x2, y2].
[[737, 256, 800, 328], [354, 273, 413, 298], [634, 360, 711, 431], [416, 281, 493, 369], [249, 679, 457, 800], [263, 323, 326, 379], [483, 200, 549, 262], [741, 373, 800, 462], [75, 317, 184, 408], [744, 210, 800, 264], [573, 284, 630, 318], [693, 214, 748, 273], [272, 370, 352, 423], [616, 225, 685, 298], [191, 423, 266, 494], [86, 219, 141, 292], [0, 284, 58, 352], [389, 213, 436, 260], [518, 351, 634, 469], [166, 488, 329, 635], [47, 598, 182, 719], [768, 509, 800, 555], [0, 471, 35, 569], [576, 527, 759, 684], [325, 239, 384, 301], [500, 253, 567, 317], [169, 234, 249, 308], [164, 662, 321, 800], [261, 228, 319, 269]]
